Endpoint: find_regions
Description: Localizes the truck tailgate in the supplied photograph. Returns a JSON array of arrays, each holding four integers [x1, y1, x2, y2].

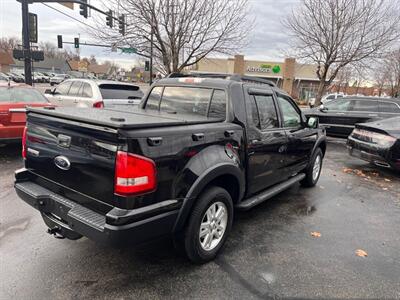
[[25, 112, 122, 210]]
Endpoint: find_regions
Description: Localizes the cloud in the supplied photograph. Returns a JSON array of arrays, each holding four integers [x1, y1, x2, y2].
[[0, 0, 301, 66]]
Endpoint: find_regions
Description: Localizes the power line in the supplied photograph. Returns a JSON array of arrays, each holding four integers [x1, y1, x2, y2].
[[40, 3, 99, 32]]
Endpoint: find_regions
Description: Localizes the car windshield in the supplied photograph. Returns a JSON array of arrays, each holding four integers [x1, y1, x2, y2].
[[99, 84, 141, 99], [0, 87, 49, 103]]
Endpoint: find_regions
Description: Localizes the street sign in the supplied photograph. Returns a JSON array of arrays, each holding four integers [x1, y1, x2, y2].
[[78, 60, 88, 72], [29, 13, 37, 43], [59, 2, 74, 9], [121, 47, 137, 54]]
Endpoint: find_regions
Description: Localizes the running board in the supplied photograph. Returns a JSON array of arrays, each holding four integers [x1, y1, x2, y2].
[[236, 173, 306, 211]]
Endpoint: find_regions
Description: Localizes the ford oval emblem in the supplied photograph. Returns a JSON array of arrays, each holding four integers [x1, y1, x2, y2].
[[54, 156, 71, 170]]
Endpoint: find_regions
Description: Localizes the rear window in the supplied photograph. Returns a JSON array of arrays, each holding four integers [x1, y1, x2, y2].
[[160, 86, 212, 116], [0, 87, 48, 103], [145, 86, 226, 119], [99, 84, 140, 99]]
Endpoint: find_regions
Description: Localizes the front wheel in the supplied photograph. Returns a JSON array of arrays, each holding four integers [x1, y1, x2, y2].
[[184, 186, 233, 264], [301, 148, 323, 187]]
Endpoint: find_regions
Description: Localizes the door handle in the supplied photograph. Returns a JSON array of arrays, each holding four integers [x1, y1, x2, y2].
[[224, 130, 235, 137], [8, 108, 26, 113]]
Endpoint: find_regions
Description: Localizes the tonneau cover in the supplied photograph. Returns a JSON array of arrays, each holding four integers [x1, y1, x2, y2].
[[27, 106, 221, 129]]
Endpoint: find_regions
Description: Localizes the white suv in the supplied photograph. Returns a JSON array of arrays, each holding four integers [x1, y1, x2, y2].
[[45, 79, 144, 108]]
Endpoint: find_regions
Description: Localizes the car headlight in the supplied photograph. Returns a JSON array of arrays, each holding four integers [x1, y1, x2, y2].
[[352, 128, 396, 148]]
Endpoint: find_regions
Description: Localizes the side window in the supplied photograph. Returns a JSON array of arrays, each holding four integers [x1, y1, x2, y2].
[[81, 83, 93, 98], [55, 81, 72, 95], [352, 100, 378, 112], [145, 86, 163, 110], [379, 102, 400, 113], [277, 95, 301, 128], [68, 81, 82, 96], [208, 90, 226, 119], [324, 99, 352, 111], [253, 95, 278, 130], [249, 96, 260, 128]]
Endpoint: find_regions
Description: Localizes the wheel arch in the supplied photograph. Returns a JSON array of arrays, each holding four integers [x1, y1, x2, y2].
[[173, 163, 244, 233]]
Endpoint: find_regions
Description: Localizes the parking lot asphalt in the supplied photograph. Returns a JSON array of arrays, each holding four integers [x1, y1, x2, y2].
[[1, 139, 399, 300]]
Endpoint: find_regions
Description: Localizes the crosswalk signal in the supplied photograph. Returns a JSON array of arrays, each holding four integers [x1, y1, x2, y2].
[[106, 10, 113, 28], [79, 0, 88, 18], [118, 14, 126, 35], [57, 35, 63, 49], [145, 61, 150, 72], [74, 37, 79, 49]]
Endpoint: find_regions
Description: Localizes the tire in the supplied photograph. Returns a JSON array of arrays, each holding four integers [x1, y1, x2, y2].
[[183, 186, 233, 264], [301, 148, 323, 187]]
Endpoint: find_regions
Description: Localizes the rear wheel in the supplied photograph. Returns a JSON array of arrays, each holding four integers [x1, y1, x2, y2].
[[301, 148, 323, 187], [183, 186, 233, 264]]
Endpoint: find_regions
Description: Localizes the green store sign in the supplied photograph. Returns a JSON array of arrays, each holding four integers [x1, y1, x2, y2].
[[247, 64, 281, 74]]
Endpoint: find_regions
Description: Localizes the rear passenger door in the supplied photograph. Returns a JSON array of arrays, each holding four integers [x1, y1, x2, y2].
[[276, 93, 316, 176], [64, 81, 83, 107], [379, 101, 400, 119], [245, 90, 288, 195]]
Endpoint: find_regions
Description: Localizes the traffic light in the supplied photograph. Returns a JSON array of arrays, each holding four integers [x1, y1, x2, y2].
[[74, 37, 79, 49], [106, 10, 113, 28], [145, 61, 150, 72], [57, 35, 63, 49], [118, 14, 126, 35], [79, 0, 88, 18]]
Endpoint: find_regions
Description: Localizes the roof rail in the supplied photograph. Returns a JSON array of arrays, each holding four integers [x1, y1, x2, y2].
[[167, 72, 276, 87]]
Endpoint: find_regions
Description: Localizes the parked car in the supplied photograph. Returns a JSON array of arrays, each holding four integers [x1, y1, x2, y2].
[[321, 93, 345, 104], [0, 72, 12, 82], [0, 83, 53, 144], [7, 72, 25, 83], [50, 74, 70, 86], [45, 79, 144, 108], [304, 97, 400, 138], [347, 117, 400, 171], [15, 75, 326, 263]]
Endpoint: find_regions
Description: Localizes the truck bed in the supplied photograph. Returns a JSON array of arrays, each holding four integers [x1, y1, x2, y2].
[[27, 107, 221, 129]]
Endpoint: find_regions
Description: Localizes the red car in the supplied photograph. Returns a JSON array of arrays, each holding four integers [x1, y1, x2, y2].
[[0, 83, 53, 143]]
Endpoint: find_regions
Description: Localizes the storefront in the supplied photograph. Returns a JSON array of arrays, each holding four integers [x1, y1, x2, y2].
[[192, 56, 321, 103]]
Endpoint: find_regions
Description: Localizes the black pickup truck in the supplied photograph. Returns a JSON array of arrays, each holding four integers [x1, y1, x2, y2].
[[15, 76, 326, 263]]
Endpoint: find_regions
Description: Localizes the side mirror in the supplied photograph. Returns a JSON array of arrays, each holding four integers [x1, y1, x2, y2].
[[319, 105, 327, 112], [44, 89, 52, 94], [307, 116, 318, 128]]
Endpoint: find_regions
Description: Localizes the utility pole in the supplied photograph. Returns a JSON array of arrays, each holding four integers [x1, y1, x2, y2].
[[149, 14, 154, 85], [21, 0, 33, 85]]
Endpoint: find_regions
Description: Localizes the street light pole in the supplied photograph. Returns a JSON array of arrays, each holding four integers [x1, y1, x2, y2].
[[21, 0, 33, 85], [149, 14, 154, 86]]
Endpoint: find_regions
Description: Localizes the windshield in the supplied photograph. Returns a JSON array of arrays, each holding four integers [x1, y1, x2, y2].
[[99, 84, 141, 99], [0, 87, 49, 103]]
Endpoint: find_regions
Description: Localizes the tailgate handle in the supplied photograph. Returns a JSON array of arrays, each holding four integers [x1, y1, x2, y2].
[[224, 130, 235, 137], [147, 137, 162, 146], [192, 133, 204, 141]]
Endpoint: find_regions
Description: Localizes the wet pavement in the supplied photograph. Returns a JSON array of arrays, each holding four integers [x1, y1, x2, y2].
[[1, 139, 399, 299]]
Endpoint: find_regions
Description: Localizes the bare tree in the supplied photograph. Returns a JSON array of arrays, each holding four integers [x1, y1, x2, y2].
[[285, 0, 400, 106], [0, 37, 21, 51], [89, 0, 251, 74]]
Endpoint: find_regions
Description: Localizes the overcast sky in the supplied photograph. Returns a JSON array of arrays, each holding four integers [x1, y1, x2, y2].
[[0, 0, 301, 68]]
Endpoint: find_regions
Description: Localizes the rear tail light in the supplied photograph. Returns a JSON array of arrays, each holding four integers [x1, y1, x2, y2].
[[114, 151, 157, 196], [93, 101, 104, 108], [22, 126, 27, 159], [352, 128, 396, 148]]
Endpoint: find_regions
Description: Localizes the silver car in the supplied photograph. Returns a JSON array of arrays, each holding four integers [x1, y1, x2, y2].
[[45, 79, 144, 108]]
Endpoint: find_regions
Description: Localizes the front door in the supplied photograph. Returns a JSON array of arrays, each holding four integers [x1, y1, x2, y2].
[[245, 92, 288, 196], [276, 94, 316, 176]]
